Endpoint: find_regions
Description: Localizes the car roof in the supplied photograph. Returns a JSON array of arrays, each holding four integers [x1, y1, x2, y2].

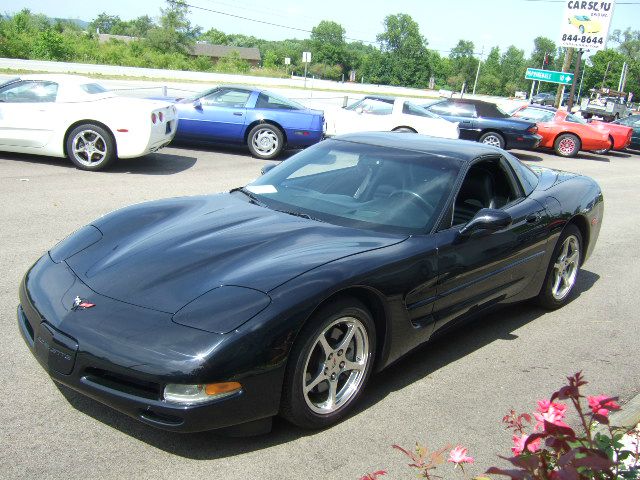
[[332, 132, 503, 163], [19, 73, 95, 84]]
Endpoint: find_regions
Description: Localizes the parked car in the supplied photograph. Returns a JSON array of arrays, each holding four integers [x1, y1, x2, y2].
[[531, 92, 556, 106], [324, 95, 459, 139], [586, 119, 633, 153], [18, 132, 603, 434], [160, 86, 324, 160], [611, 114, 640, 149], [422, 98, 541, 150], [0, 74, 176, 171], [568, 15, 601, 34], [512, 105, 610, 157]]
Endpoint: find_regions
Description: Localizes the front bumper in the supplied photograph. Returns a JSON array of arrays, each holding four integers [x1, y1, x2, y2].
[[17, 255, 281, 433]]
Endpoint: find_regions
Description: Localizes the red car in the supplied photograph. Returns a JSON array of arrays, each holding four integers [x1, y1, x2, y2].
[[587, 120, 633, 153], [512, 105, 610, 157]]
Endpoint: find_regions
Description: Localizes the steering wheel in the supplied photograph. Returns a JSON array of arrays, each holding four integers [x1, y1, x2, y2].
[[389, 190, 435, 212]]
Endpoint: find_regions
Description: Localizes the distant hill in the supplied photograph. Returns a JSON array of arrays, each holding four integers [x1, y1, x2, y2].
[[50, 17, 89, 29]]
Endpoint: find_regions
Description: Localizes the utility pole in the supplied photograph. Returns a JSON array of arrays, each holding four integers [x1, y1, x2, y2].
[[566, 49, 582, 113], [536, 52, 547, 95], [472, 46, 484, 95], [555, 48, 574, 108]]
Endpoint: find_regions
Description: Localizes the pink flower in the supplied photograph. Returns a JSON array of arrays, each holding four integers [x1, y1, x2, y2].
[[448, 445, 474, 465], [534, 399, 568, 430], [511, 434, 541, 456], [588, 395, 620, 417]]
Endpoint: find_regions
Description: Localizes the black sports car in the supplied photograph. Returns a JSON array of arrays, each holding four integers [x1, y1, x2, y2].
[[423, 98, 542, 150], [18, 133, 603, 434]]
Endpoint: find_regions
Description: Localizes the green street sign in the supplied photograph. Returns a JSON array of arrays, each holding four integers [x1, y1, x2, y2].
[[525, 68, 574, 85]]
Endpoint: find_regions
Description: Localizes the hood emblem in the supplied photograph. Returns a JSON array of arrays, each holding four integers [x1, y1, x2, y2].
[[72, 296, 95, 310]]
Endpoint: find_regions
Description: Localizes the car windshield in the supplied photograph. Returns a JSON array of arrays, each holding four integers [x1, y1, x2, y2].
[[345, 98, 394, 115], [243, 139, 459, 234], [513, 107, 555, 123]]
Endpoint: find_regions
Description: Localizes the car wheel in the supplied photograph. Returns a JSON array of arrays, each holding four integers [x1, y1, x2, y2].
[[66, 123, 116, 171], [536, 224, 582, 309], [281, 298, 376, 429], [553, 133, 581, 157], [593, 137, 614, 155], [479, 131, 505, 149], [247, 124, 284, 160], [393, 127, 417, 133]]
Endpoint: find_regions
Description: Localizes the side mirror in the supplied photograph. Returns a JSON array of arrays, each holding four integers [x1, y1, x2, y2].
[[260, 163, 277, 175], [193, 100, 203, 110], [459, 208, 512, 237]]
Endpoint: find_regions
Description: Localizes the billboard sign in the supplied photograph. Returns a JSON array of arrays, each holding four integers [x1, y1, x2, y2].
[[559, 1, 616, 51]]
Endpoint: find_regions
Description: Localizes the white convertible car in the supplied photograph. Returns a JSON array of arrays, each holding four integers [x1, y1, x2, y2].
[[324, 95, 459, 139], [0, 74, 177, 171]]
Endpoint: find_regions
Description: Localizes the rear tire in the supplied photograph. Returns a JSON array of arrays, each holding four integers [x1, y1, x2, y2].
[[536, 224, 582, 310], [280, 298, 376, 429], [393, 127, 417, 133], [247, 124, 284, 160], [66, 123, 116, 171], [479, 131, 505, 149], [553, 133, 581, 157]]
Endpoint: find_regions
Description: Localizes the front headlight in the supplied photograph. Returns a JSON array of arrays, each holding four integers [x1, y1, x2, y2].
[[163, 382, 242, 405]]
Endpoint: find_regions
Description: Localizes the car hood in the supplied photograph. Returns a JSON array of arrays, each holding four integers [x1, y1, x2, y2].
[[64, 194, 406, 314]]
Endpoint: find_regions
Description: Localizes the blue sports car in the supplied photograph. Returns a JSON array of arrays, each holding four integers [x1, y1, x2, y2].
[[161, 86, 324, 159]]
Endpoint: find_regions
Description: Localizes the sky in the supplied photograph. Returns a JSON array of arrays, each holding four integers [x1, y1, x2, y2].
[[7, 0, 640, 59]]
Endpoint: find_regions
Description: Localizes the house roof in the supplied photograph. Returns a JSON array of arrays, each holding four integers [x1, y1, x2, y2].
[[189, 43, 261, 61]]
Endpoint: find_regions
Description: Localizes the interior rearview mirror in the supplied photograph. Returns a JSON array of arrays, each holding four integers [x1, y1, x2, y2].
[[459, 208, 512, 237]]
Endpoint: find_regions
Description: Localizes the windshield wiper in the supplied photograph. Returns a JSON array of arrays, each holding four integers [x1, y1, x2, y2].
[[273, 209, 325, 223], [230, 186, 265, 207]]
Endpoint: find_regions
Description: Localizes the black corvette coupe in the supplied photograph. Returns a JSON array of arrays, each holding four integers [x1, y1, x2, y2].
[[18, 133, 603, 434]]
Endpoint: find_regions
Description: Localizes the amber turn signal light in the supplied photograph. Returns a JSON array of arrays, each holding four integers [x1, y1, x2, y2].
[[205, 382, 241, 396]]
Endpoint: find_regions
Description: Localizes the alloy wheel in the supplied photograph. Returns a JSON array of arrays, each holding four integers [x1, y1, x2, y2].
[[551, 235, 580, 300], [72, 130, 108, 166], [302, 316, 370, 414]]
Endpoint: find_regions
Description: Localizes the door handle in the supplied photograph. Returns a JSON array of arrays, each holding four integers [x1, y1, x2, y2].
[[526, 212, 541, 223], [233, 112, 243, 116]]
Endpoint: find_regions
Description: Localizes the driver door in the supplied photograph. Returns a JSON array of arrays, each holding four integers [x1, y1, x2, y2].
[[430, 156, 548, 333], [178, 87, 251, 143], [0, 80, 58, 148]]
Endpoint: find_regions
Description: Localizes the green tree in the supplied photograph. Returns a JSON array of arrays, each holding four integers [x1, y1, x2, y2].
[[448, 40, 478, 91], [146, 0, 200, 54], [476, 46, 502, 95], [530, 36, 556, 70], [310, 20, 347, 69], [89, 13, 124, 34], [500, 46, 527, 96], [200, 28, 229, 45], [375, 13, 431, 87]]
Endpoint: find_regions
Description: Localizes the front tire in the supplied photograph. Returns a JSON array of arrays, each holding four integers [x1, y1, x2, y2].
[[66, 123, 116, 171], [393, 127, 417, 133], [554, 133, 581, 157], [281, 298, 376, 429], [536, 224, 582, 309], [479, 131, 505, 149], [247, 124, 284, 159]]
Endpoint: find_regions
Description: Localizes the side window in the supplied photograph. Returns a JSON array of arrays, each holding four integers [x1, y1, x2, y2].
[[427, 102, 454, 116], [402, 102, 440, 118], [449, 158, 522, 227], [450, 103, 477, 118], [0, 80, 58, 103], [201, 89, 250, 107], [255, 92, 303, 110]]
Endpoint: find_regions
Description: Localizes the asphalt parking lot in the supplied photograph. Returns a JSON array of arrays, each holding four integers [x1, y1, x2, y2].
[[1, 144, 639, 479]]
